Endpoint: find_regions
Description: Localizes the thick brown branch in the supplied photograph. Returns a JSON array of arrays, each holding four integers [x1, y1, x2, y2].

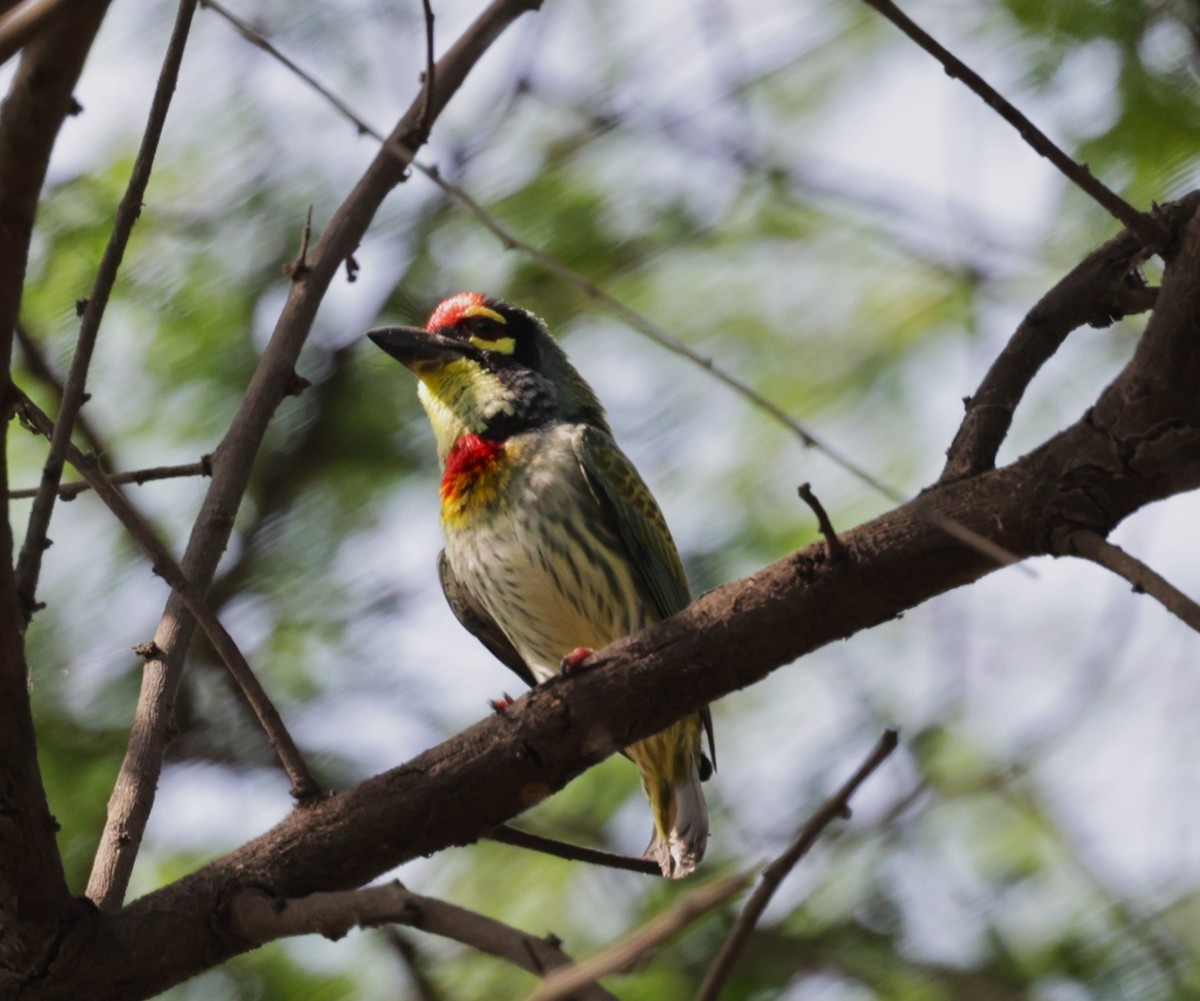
[[230, 881, 617, 1001], [86, 0, 544, 912], [696, 729, 899, 1001], [1064, 530, 1200, 634], [856, 0, 1165, 246], [14, 0, 197, 616]]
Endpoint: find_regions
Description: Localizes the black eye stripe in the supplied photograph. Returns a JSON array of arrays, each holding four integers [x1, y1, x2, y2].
[[465, 316, 508, 340]]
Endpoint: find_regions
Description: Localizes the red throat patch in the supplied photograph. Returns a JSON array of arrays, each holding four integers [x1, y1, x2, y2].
[[427, 292, 487, 332], [441, 433, 506, 506]]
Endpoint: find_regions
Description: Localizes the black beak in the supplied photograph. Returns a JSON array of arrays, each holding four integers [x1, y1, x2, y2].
[[366, 326, 468, 367]]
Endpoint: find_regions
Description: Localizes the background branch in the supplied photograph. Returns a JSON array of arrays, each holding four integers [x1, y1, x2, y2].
[[855, 0, 1164, 246], [488, 824, 661, 876], [528, 874, 749, 1001], [17, 392, 319, 800], [697, 729, 899, 1001], [1064, 530, 1200, 634], [230, 881, 618, 1001], [14, 0, 197, 615]]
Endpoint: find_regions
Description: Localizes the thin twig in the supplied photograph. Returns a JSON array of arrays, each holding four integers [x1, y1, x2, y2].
[[488, 824, 661, 876], [0, 0, 85, 66], [1065, 530, 1200, 634], [17, 391, 320, 802], [798, 482, 844, 562], [87, 0, 542, 913], [854, 0, 1165, 247], [14, 321, 107, 458], [697, 729, 900, 1001], [230, 880, 617, 1001], [417, 0, 436, 141], [9, 459, 210, 499], [528, 874, 750, 1001], [13, 0, 198, 618]]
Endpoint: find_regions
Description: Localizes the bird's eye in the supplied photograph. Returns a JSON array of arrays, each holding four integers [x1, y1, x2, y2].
[[467, 316, 505, 341]]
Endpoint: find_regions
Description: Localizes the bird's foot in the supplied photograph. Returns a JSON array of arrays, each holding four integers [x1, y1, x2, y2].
[[489, 692, 516, 713], [560, 647, 594, 673]]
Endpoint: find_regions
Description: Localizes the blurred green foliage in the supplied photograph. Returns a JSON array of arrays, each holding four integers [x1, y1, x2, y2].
[[12, 0, 1200, 998]]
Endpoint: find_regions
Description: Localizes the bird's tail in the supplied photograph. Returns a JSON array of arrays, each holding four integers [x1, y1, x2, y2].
[[629, 716, 710, 879]]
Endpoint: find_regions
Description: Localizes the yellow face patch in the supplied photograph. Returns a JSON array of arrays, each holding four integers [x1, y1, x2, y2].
[[416, 358, 514, 461]]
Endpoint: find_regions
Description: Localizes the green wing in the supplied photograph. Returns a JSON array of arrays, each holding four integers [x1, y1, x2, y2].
[[574, 426, 716, 774], [438, 549, 537, 690], [574, 425, 691, 619]]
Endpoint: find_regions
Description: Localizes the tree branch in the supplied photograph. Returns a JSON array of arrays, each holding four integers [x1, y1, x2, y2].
[[229, 881, 618, 1001], [1063, 530, 1200, 634], [488, 824, 661, 876], [528, 874, 749, 1001], [940, 198, 1191, 483], [86, 0, 544, 912], [855, 0, 1166, 246], [0, 2, 112, 982], [17, 391, 319, 801], [0, 0, 90, 67], [9, 459, 210, 499], [14, 0, 198, 617], [696, 729, 899, 1001]]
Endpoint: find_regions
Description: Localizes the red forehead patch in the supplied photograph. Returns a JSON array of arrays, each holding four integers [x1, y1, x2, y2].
[[427, 292, 486, 332]]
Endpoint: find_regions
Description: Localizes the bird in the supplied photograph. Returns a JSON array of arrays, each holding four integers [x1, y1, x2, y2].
[[367, 292, 714, 878]]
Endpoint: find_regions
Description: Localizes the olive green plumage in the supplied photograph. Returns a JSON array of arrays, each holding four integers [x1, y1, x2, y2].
[[368, 292, 713, 877]]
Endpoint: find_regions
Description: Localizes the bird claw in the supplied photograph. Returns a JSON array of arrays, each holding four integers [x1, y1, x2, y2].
[[489, 693, 515, 713], [560, 647, 594, 673]]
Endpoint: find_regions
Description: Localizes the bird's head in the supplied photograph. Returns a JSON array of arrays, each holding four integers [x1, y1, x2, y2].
[[368, 293, 610, 460]]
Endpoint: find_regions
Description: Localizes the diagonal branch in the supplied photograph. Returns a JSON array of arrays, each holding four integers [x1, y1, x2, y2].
[[528, 874, 749, 1001], [938, 196, 1195, 483], [87, 0, 545, 912], [230, 881, 618, 1001], [1063, 530, 1200, 634], [14, 0, 198, 617], [855, 0, 1166, 246], [17, 391, 319, 800], [696, 729, 899, 1001]]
